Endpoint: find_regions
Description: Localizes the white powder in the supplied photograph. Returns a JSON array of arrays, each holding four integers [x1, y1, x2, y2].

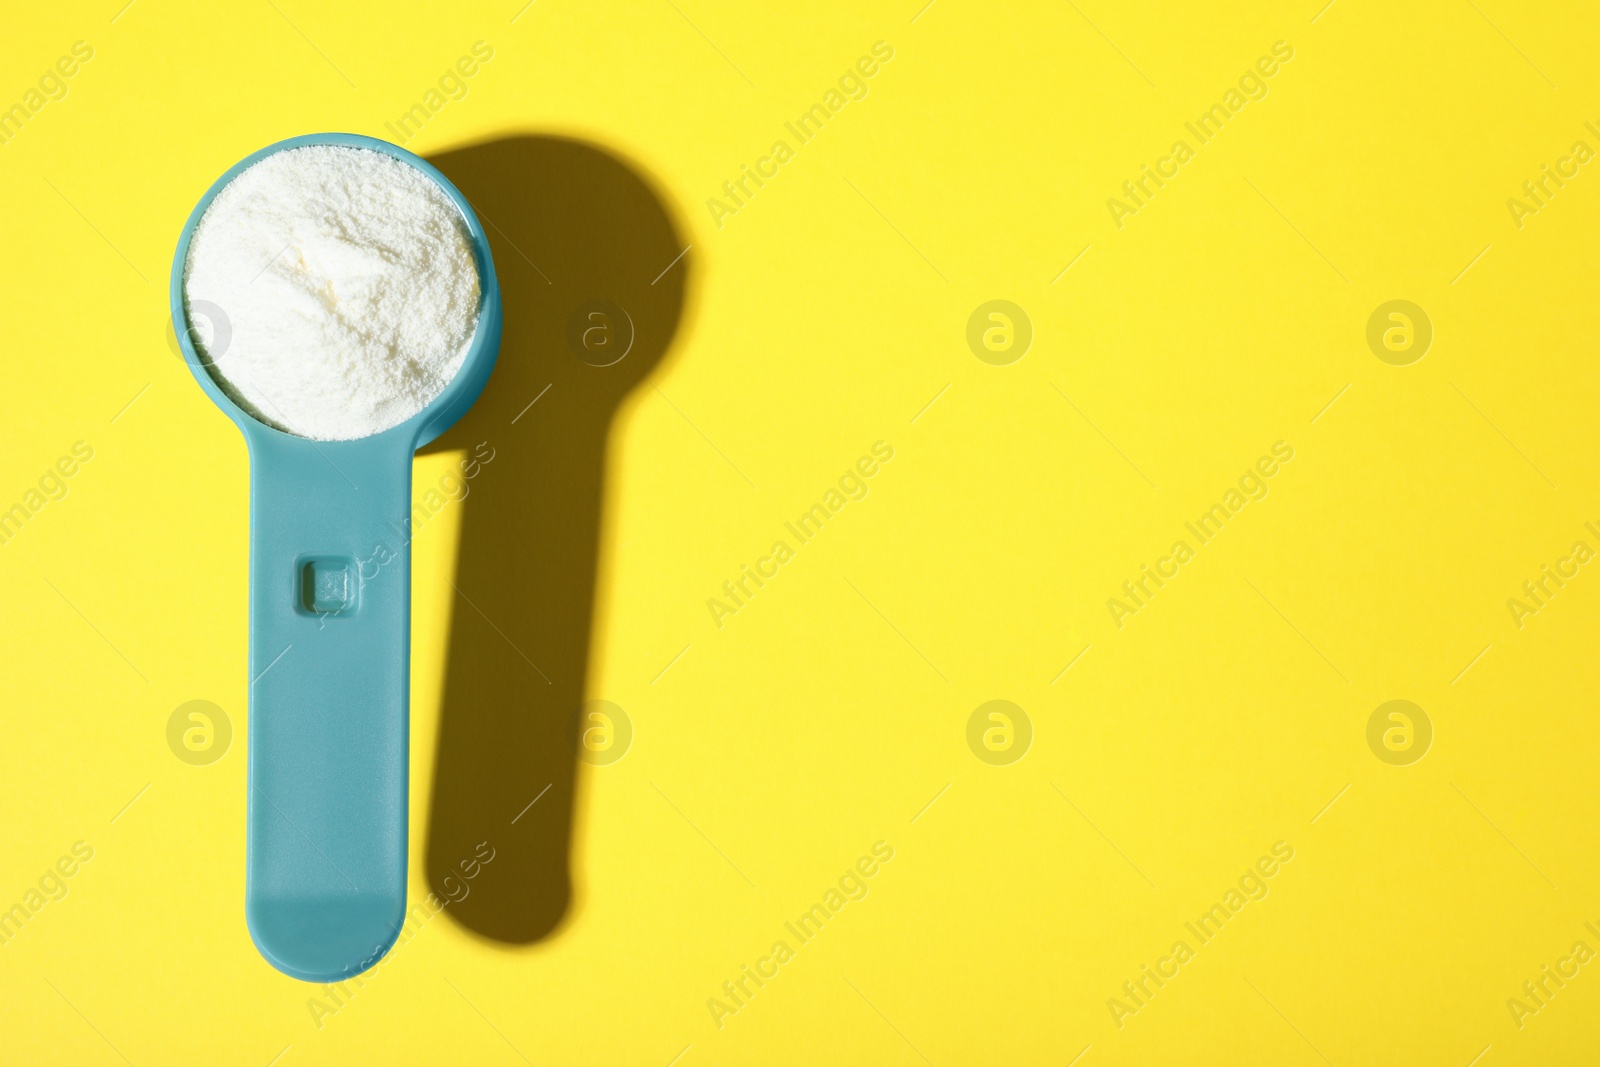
[[184, 145, 480, 441]]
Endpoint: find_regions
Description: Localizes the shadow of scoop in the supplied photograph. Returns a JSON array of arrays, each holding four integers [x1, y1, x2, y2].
[[420, 135, 690, 943]]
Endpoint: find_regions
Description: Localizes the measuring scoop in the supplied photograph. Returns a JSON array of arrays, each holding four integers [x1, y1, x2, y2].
[[170, 133, 502, 982]]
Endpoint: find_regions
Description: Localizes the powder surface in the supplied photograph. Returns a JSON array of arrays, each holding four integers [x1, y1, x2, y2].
[[184, 145, 480, 441]]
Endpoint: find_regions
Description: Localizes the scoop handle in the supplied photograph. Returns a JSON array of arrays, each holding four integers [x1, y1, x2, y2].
[[242, 431, 415, 982]]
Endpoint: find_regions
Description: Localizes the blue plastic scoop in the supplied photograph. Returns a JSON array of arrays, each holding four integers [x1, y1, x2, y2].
[[170, 133, 502, 982]]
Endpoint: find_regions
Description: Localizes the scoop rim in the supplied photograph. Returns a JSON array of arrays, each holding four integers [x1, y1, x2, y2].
[[169, 132, 502, 448]]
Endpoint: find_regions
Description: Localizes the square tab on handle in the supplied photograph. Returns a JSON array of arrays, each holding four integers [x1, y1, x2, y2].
[[299, 556, 356, 616]]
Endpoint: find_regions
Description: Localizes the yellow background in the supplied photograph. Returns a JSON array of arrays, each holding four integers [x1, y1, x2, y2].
[[2, 0, 1598, 1063]]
